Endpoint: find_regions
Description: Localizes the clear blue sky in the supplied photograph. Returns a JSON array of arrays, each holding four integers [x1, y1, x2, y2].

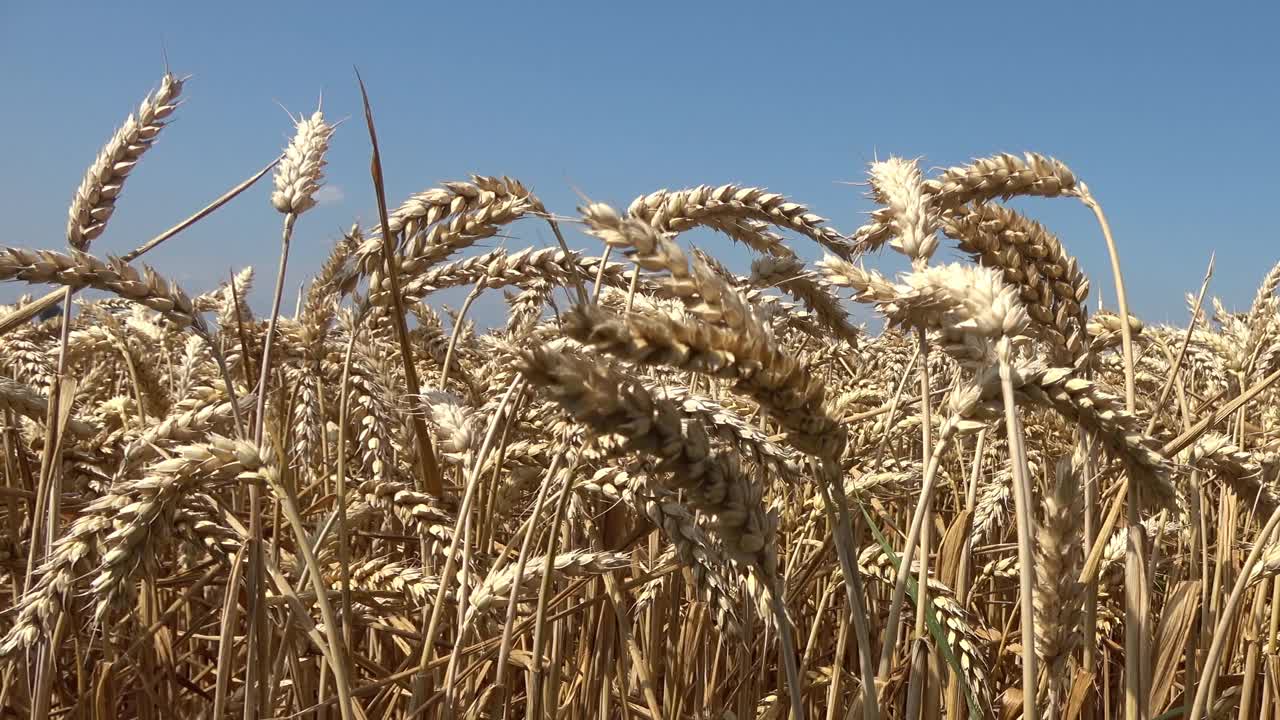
[[1, 1, 1276, 325]]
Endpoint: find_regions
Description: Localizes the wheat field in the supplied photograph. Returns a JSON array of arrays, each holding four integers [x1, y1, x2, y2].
[[0, 71, 1274, 720]]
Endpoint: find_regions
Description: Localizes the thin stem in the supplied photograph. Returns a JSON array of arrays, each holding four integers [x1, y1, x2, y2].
[[545, 217, 588, 306], [439, 278, 485, 391], [243, 210, 296, 720], [30, 287, 74, 718], [265, 467, 356, 720], [1081, 433, 1099, 678], [253, 213, 295, 446], [334, 328, 358, 654], [493, 442, 566, 706], [998, 341, 1039, 720], [1145, 255, 1214, 435], [1082, 187, 1148, 720], [767, 572, 805, 720], [877, 425, 958, 680], [914, 329, 933, 639], [952, 429, 987, 716], [526, 443, 580, 720], [591, 247, 613, 303], [815, 460, 880, 720]]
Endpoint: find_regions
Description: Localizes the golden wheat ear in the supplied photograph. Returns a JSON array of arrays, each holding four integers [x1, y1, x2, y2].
[[68, 73, 185, 251]]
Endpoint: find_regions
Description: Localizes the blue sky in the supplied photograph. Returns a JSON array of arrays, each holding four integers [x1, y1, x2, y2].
[[1, 1, 1276, 326]]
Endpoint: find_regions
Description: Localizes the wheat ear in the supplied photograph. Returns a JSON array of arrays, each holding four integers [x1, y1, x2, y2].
[[68, 73, 184, 251]]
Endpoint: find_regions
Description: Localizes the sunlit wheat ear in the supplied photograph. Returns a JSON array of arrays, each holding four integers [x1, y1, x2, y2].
[[381, 175, 541, 245], [419, 390, 477, 458], [582, 469, 742, 634], [116, 395, 247, 471], [1248, 259, 1280, 329], [468, 550, 630, 615], [271, 109, 334, 216], [627, 184, 856, 259], [340, 557, 443, 607], [394, 247, 631, 311], [896, 263, 1030, 338], [580, 202, 701, 301], [927, 152, 1081, 208], [91, 438, 272, 619], [562, 303, 843, 458], [0, 376, 97, 437], [580, 201, 758, 331], [1185, 433, 1280, 521], [854, 152, 1080, 254], [518, 345, 775, 566], [0, 504, 117, 661], [68, 73, 184, 251], [829, 261, 1030, 340], [941, 202, 1091, 361], [867, 156, 938, 264], [0, 248, 203, 330], [749, 255, 861, 346], [992, 364, 1174, 503], [816, 255, 900, 303]]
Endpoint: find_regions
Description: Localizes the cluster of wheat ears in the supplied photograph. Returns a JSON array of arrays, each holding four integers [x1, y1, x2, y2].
[[0, 70, 1275, 720]]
